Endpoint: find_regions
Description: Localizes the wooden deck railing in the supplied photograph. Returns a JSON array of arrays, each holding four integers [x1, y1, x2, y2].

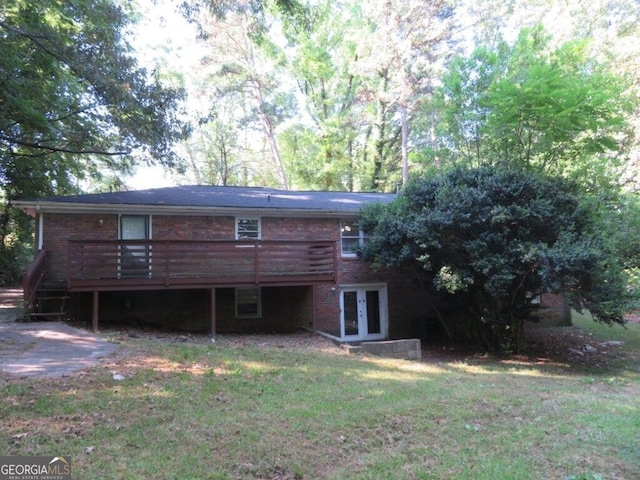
[[67, 240, 337, 291], [22, 248, 47, 310]]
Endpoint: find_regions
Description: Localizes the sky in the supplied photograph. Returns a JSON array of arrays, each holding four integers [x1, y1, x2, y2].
[[127, 0, 203, 190]]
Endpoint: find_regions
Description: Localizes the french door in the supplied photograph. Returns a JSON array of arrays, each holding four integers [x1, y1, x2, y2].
[[340, 285, 388, 341]]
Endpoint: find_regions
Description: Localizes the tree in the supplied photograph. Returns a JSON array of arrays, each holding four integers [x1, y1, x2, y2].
[[352, 0, 456, 191], [184, 113, 243, 186], [277, 0, 364, 191], [359, 166, 629, 352], [430, 26, 635, 189], [0, 0, 189, 281], [274, 0, 457, 192], [1, 0, 188, 181], [192, 8, 293, 189], [183, 94, 270, 187]]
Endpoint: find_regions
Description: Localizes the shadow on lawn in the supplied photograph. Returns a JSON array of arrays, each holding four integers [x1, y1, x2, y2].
[[89, 321, 639, 386], [418, 320, 636, 378]]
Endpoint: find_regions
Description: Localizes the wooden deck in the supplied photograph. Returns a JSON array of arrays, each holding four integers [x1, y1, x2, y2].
[[66, 239, 337, 292]]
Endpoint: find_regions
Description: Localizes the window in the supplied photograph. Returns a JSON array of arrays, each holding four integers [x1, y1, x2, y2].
[[235, 287, 262, 318], [236, 217, 261, 240], [341, 220, 369, 256]]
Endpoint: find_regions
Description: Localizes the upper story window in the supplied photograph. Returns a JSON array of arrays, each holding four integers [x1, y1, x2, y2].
[[236, 217, 261, 240], [341, 220, 368, 257]]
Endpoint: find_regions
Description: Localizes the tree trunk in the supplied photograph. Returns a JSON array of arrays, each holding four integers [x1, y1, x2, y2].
[[399, 104, 409, 185], [371, 98, 387, 190], [255, 90, 288, 190]]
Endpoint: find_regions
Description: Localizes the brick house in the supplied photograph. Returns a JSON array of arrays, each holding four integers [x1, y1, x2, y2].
[[14, 185, 431, 342]]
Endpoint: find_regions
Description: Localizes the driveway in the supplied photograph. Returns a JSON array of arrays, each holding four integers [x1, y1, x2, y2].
[[0, 289, 117, 378]]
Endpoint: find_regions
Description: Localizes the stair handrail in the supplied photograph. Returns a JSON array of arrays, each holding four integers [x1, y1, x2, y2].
[[22, 249, 47, 312]]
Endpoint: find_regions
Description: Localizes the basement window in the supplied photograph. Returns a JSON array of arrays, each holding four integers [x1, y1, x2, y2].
[[235, 287, 262, 318]]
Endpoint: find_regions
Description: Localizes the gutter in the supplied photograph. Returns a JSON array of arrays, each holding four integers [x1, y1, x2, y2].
[[10, 200, 364, 219]]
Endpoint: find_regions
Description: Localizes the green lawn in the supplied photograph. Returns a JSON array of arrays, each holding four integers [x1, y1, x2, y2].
[[2, 316, 639, 480]]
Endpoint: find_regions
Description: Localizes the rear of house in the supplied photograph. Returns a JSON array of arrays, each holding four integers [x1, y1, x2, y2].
[[14, 186, 431, 342]]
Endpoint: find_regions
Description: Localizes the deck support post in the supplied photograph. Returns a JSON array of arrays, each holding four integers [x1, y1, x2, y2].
[[210, 287, 216, 336], [92, 291, 99, 332]]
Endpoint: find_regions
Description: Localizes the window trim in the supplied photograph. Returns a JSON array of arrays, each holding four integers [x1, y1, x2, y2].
[[235, 217, 261, 240], [340, 220, 367, 257], [235, 287, 262, 319]]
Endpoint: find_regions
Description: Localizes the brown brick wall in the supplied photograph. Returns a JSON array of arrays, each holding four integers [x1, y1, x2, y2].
[[41, 213, 428, 338], [43, 213, 119, 283], [333, 257, 432, 338], [263, 217, 337, 241], [153, 215, 234, 240], [313, 284, 341, 336], [214, 286, 313, 333]]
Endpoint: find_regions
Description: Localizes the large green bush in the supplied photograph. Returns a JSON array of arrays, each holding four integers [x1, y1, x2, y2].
[[359, 166, 630, 351]]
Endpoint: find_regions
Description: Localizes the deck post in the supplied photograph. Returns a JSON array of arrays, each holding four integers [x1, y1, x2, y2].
[[92, 291, 99, 332], [210, 287, 216, 336]]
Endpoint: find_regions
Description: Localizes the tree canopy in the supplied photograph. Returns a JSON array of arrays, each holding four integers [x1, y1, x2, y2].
[[180, 0, 457, 191], [171, 0, 639, 193], [0, 0, 189, 197], [359, 166, 630, 352], [428, 26, 635, 189]]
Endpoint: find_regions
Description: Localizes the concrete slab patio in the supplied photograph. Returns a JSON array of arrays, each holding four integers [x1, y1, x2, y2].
[[0, 289, 117, 378]]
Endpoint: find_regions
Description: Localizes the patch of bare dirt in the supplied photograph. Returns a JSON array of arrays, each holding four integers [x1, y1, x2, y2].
[[625, 310, 640, 324], [523, 323, 630, 371], [418, 320, 633, 372], [91, 323, 340, 352]]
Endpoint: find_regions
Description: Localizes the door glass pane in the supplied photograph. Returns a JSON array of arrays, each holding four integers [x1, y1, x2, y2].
[[343, 291, 359, 336], [121, 217, 147, 240], [366, 290, 381, 335], [120, 216, 149, 277]]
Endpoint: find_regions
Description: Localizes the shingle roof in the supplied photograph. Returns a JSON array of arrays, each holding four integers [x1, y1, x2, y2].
[[16, 185, 396, 214]]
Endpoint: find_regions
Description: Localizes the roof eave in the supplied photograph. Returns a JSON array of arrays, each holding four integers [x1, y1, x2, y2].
[[10, 200, 363, 218]]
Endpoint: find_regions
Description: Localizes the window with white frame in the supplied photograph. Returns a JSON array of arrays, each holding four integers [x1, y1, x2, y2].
[[341, 220, 369, 256], [236, 217, 261, 240], [235, 287, 262, 318]]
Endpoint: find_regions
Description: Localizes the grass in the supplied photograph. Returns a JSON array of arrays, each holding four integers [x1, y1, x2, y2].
[[1, 317, 640, 480]]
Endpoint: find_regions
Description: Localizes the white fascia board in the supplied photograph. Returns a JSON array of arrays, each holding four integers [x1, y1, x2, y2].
[[10, 201, 361, 219]]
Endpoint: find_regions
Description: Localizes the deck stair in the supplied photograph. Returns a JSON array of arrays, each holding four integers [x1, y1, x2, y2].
[[29, 281, 69, 321]]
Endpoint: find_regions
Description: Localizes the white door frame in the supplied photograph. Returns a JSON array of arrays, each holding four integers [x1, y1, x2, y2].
[[339, 283, 388, 341]]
